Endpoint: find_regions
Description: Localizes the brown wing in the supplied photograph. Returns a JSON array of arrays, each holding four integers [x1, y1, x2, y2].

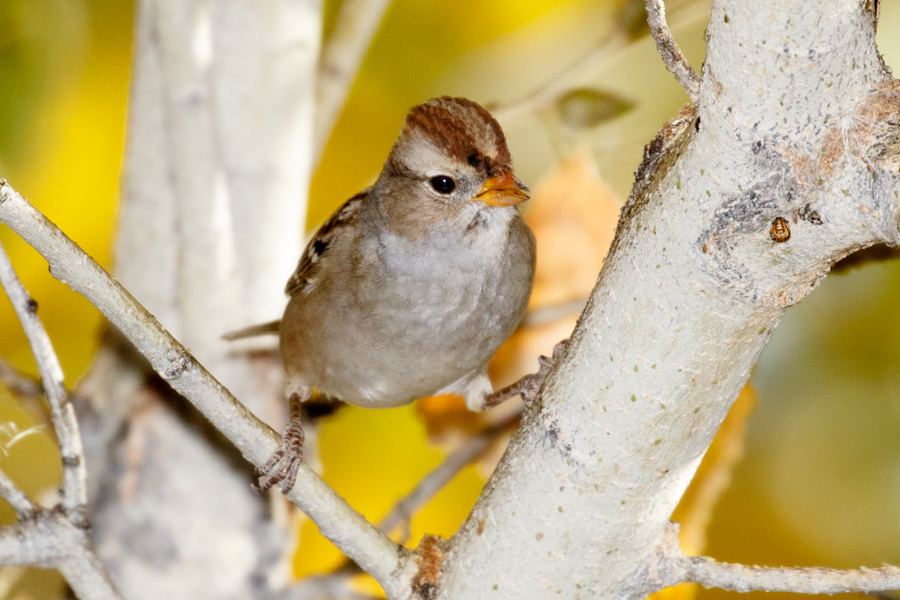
[[284, 190, 368, 296]]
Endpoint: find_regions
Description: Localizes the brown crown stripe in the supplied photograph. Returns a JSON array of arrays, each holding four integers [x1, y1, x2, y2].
[[445, 97, 511, 167], [403, 97, 512, 170]]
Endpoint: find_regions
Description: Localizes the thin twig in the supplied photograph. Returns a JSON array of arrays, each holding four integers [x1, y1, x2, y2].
[[314, 0, 393, 160], [378, 410, 521, 538], [644, 0, 700, 103], [288, 410, 522, 599], [492, 0, 705, 124], [0, 240, 87, 519], [377, 433, 494, 538], [58, 548, 127, 600], [0, 510, 122, 600], [0, 181, 412, 597], [491, 29, 630, 125], [0, 356, 50, 427], [0, 468, 34, 514], [655, 523, 900, 595]]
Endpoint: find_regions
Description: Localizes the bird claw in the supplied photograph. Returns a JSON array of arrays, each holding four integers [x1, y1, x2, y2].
[[520, 338, 568, 406], [253, 417, 305, 494]]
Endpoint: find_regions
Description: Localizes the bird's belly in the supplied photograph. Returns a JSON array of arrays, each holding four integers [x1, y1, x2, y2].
[[282, 267, 521, 408]]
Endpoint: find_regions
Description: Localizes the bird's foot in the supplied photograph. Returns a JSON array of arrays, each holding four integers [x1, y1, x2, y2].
[[520, 338, 568, 406], [254, 409, 305, 494], [483, 338, 568, 409]]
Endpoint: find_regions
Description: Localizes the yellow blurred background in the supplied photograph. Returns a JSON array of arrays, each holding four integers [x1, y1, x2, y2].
[[1, 0, 900, 598]]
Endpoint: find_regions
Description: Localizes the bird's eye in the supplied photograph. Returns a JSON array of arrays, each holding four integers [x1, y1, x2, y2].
[[429, 175, 456, 194]]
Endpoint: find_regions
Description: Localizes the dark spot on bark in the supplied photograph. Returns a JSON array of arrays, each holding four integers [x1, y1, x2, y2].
[[26, 298, 38, 314], [799, 204, 822, 225], [545, 420, 573, 454], [163, 354, 192, 379], [62, 454, 81, 467], [547, 422, 559, 445], [865, 0, 880, 26], [698, 146, 792, 292]]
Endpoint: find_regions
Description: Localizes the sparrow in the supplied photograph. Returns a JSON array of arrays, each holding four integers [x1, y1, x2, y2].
[[229, 97, 538, 493]]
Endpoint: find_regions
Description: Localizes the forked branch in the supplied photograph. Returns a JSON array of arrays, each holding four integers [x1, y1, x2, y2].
[[0, 236, 120, 600], [0, 180, 415, 598], [0, 240, 87, 520], [652, 524, 900, 595]]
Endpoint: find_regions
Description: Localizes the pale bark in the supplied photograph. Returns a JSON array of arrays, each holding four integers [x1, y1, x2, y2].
[[2, 1, 900, 599], [438, 1, 900, 598], [83, 0, 323, 598], [0, 239, 121, 600], [117, 0, 318, 400], [649, 523, 900, 594], [0, 242, 87, 520], [0, 182, 414, 599]]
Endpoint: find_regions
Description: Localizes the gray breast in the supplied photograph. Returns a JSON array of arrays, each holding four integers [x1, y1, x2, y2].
[[286, 208, 535, 408]]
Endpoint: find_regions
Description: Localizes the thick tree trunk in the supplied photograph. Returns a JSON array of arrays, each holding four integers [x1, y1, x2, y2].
[[438, 1, 900, 597], [79, 1, 322, 598]]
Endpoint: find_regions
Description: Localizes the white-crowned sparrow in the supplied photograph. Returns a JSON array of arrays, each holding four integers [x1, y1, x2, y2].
[[231, 97, 537, 492]]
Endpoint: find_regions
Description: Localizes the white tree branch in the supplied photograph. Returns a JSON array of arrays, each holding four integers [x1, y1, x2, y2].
[[0, 181, 416, 598], [650, 523, 900, 595], [104, 2, 323, 595], [119, 0, 318, 396], [315, 0, 393, 159], [437, 1, 900, 597], [377, 412, 519, 539], [491, 0, 701, 124], [0, 519, 61, 569], [644, 0, 700, 102], [0, 231, 124, 599], [0, 240, 87, 520], [287, 414, 517, 600], [58, 548, 126, 600], [0, 468, 34, 514], [0, 510, 122, 600]]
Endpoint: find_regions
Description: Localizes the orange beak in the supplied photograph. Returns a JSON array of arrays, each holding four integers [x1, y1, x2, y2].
[[474, 170, 530, 207]]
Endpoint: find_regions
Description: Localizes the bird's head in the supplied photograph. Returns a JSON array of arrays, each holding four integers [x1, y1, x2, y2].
[[380, 97, 530, 211]]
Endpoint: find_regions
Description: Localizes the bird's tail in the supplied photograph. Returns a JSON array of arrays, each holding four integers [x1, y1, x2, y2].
[[222, 320, 281, 341]]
